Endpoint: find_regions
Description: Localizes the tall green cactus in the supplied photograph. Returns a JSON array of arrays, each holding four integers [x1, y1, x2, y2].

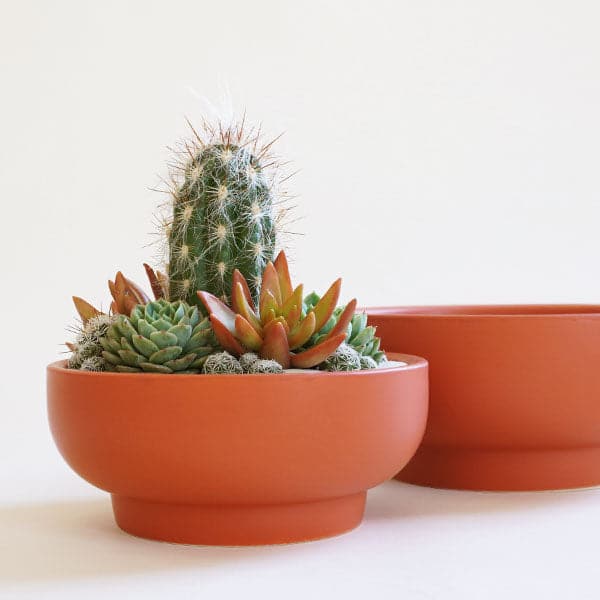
[[167, 132, 278, 307]]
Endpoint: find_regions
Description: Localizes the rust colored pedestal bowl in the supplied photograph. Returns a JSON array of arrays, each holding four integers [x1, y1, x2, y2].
[[47, 352, 428, 545], [367, 306, 600, 491]]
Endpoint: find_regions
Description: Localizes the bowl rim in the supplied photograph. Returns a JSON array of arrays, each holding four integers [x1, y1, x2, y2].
[[47, 352, 426, 380], [365, 304, 600, 319]]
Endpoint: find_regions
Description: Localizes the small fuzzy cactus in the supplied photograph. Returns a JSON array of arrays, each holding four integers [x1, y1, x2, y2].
[[247, 359, 283, 374], [239, 352, 259, 372], [80, 356, 106, 372], [320, 343, 362, 372], [202, 351, 243, 374], [165, 119, 288, 307], [68, 314, 117, 370], [359, 355, 378, 370]]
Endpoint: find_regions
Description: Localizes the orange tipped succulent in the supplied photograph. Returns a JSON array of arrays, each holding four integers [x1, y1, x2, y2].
[[108, 272, 150, 315], [72, 266, 163, 324], [197, 250, 357, 369], [143, 263, 168, 300]]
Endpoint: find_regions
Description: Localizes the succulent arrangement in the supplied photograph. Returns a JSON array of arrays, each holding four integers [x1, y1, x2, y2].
[[65, 115, 387, 374]]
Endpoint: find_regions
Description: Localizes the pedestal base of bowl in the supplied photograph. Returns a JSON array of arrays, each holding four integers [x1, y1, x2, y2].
[[396, 445, 600, 491], [112, 492, 366, 545]]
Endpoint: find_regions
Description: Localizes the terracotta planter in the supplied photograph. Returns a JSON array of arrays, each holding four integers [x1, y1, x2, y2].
[[367, 305, 600, 491], [47, 352, 428, 545]]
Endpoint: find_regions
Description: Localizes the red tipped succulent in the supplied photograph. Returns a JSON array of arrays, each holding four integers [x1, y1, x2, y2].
[[197, 250, 357, 369], [72, 265, 165, 324], [108, 271, 150, 315], [143, 263, 168, 300]]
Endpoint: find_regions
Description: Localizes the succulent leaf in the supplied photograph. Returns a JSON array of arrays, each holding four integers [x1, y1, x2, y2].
[[143, 263, 166, 300], [288, 311, 316, 350], [168, 323, 192, 348], [210, 315, 246, 355], [149, 346, 182, 364], [232, 269, 255, 311], [274, 250, 293, 300], [234, 315, 263, 351], [149, 330, 179, 349], [310, 279, 341, 333], [72, 296, 103, 325], [290, 333, 346, 369], [260, 321, 290, 368], [260, 262, 282, 306], [324, 298, 357, 341], [232, 282, 262, 333]]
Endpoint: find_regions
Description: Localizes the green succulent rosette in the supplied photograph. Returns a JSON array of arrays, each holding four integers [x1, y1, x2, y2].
[[100, 299, 219, 373]]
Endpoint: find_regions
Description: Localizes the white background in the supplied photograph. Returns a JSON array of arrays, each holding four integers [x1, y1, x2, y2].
[[2, 1, 600, 598]]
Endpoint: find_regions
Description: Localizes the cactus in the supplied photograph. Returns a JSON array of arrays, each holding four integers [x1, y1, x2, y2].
[[247, 359, 283, 374], [198, 250, 353, 369], [68, 314, 117, 370], [359, 355, 378, 370], [202, 351, 281, 375], [165, 120, 286, 308], [320, 343, 362, 372], [304, 295, 387, 364], [202, 351, 243, 374], [80, 356, 105, 372], [239, 352, 259, 372], [100, 299, 219, 373]]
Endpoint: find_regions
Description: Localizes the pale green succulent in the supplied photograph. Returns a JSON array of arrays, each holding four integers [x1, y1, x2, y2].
[[100, 299, 219, 373]]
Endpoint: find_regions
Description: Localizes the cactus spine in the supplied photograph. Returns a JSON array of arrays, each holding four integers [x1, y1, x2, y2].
[[167, 121, 283, 307]]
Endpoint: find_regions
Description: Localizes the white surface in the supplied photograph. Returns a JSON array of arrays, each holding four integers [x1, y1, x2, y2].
[[2, 1, 600, 597], [2, 480, 600, 599]]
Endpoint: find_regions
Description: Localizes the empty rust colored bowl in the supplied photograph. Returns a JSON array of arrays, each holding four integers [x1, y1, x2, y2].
[[47, 352, 428, 545], [367, 305, 600, 491]]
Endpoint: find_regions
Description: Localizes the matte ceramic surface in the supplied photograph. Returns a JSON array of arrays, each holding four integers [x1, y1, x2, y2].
[[367, 306, 600, 491], [47, 353, 428, 545]]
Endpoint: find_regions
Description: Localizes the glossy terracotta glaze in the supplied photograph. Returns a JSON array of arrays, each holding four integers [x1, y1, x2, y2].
[[367, 305, 600, 491], [47, 353, 428, 545]]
